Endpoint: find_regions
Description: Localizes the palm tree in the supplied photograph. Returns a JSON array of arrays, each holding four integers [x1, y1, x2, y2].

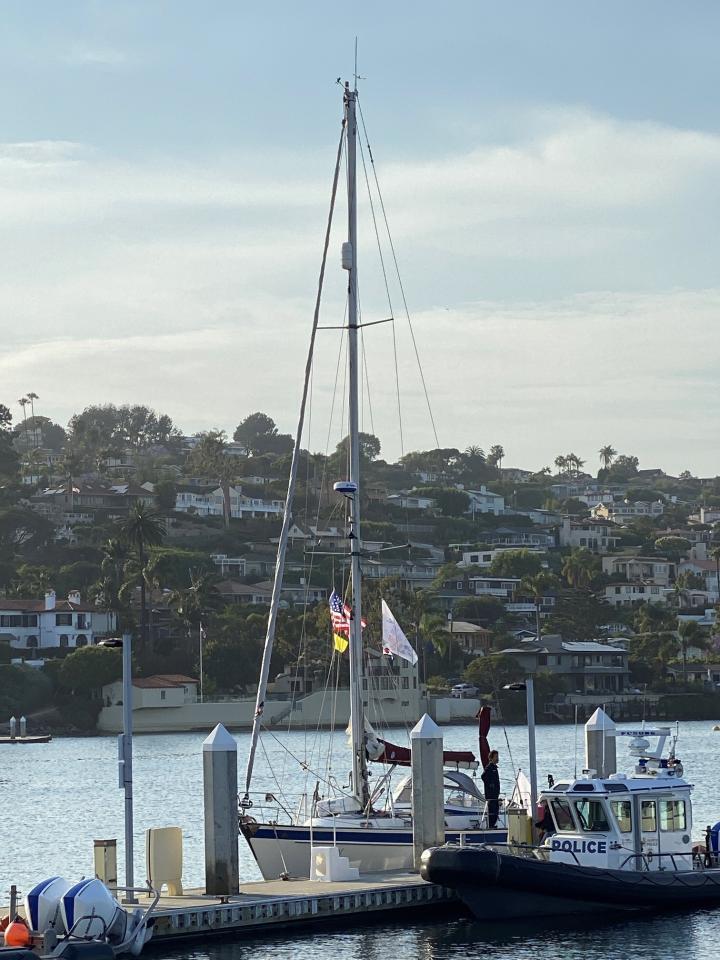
[[169, 569, 222, 655], [565, 453, 586, 478], [520, 571, 560, 644], [561, 549, 598, 589], [17, 398, 29, 451], [92, 538, 134, 630], [119, 502, 166, 648], [58, 449, 85, 510], [187, 431, 235, 528], [710, 546, 720, 599], [26, 392, 39, 447], [488, 444, 505, 476], [677, 620, 705, 683], [598, 445, 617, 470], [554, 455, 568, 476]]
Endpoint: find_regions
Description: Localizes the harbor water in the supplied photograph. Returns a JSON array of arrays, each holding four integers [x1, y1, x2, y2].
[[2, 720, 720, 958]]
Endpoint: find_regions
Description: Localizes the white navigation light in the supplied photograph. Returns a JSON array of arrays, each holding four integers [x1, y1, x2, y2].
[[334, 480, 358, 495]]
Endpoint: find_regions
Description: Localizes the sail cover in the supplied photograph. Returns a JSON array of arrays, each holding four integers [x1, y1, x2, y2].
[[371, 737, 478, 770], [478, 705, 492, 769]]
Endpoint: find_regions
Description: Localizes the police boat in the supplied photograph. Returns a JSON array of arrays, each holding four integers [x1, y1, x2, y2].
[[421, 725, 720, 919]]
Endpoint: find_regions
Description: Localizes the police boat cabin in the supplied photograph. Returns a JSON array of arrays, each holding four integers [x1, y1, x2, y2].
[[540, 727, 690, 872]]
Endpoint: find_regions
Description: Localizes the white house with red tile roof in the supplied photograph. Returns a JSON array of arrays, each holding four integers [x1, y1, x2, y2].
[[102, 674, 198, 709], [0, 591, 117, 651]]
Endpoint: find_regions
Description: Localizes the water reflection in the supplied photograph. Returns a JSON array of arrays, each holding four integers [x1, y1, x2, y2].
[[149, 908, 718, 960]]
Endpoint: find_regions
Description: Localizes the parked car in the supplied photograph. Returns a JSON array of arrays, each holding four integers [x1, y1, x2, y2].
[[451, 683, 479, 699]]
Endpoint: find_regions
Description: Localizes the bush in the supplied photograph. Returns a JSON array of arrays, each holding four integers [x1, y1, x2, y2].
[[0, 664, 54, 714]]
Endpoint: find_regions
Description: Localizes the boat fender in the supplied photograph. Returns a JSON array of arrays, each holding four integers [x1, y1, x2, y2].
[[3, 917, 31, 948]]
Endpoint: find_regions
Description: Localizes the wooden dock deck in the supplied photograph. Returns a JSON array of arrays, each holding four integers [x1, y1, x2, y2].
[[142, 872, 459, 943]]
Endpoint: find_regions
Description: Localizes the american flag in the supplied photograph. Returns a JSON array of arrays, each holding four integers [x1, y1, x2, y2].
[[329, 590, 349, 635], [330, 590, 367, 635]]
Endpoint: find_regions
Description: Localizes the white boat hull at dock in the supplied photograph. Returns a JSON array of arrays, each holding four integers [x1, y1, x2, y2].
[[241, 822, 503, 879]]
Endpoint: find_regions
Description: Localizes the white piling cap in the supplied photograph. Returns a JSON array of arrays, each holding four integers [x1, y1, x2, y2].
[[411, 713, 442, 739], [203, 723, 238, 752], [585, 707, 616, 733]]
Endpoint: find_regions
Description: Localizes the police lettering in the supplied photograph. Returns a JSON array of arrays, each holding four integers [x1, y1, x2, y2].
[[551, 838, 607, 855]]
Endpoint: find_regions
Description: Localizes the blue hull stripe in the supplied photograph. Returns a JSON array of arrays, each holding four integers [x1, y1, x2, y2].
[[252, 826, 505, 845], [26, 877, 60, 930]]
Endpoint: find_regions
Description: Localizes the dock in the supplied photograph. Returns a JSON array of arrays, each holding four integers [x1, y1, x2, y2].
[[3, 873, 459, 947], [141, 872, 457, 943]]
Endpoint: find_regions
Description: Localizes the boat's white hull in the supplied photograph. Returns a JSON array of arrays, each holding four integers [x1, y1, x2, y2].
[[241, 821, 506, 880]]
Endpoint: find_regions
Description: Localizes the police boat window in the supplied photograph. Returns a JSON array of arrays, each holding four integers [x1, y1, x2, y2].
[[550, 798, 576, 832], [659, 798, 686, 832], [641, 800, 657, 832], [574, 798, 610, 832], [610, 799, 632, 833]]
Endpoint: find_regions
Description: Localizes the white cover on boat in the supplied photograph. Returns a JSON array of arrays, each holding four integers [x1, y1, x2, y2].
[[25, 876, 73, 933], [60, 878, 128, 941], [315, 796, 362, 817]]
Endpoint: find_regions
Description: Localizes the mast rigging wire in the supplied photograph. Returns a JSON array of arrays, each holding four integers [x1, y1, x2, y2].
[[357, 98, 441, 450], [242, 115, 346, 803]]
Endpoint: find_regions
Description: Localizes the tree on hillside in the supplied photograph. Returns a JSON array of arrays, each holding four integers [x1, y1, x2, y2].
[[92, 538, 133, 628], [418, 486, 469, 517], [0, 404, 19, 481], [398, 448, 462, 480], [169, 569, 222, 651], [520, 571, 560, 643], [598, 445, 617, 470], [606, 454, 640, 481], [554, 455, 568, 477], [330, 432, 381, 473], [17, 416, 67, 451], [119, 503, 165, 648], [653, 536, 691, 562], [633, 603, 676, 636], [460, 446, 491, 483], [60, 645, 122, 695], [710, 545, 720, 598], [186, 431, 235, 527], [0, 507, 54, 557], [677, 620, 707, 682], [68, 403, 181, 463], [154, 479, 178, 513], [234, 412, 293, 456], [12, 564, 53, 597], [546, 589, 608, 640], [561, 548, 600, 589], [453, 596, 506, 625], [489, 549, 542, 580], [565, 453, 586, 478], [487, 444, 505, 476], [464, 653, 523, 693]]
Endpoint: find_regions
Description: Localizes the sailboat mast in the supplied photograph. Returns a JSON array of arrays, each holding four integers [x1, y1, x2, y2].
[[344, 82, 370, 810]]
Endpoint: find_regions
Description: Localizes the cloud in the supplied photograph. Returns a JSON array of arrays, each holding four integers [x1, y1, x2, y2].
[[0, 106, 719, 473], [61, 46, 127, 67]]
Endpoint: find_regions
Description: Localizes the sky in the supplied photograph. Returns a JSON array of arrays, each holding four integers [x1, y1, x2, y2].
[[1, 1, 719, 475]]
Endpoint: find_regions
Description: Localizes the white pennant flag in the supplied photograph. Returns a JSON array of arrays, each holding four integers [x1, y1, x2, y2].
[[381, 599, 418, 664]]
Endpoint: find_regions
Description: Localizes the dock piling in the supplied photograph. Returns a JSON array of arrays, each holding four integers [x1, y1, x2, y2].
[[203, 723, 239, 895], [585, 707, 617, 778], [410, 713, 444, 869]]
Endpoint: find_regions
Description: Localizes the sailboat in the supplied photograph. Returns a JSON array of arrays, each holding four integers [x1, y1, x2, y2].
[[239, 81, 509, 880]]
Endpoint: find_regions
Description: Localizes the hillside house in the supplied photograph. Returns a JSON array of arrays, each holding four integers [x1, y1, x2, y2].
[[501, 635, 630, 694], [602, 556, 674, 587], [558, 518, 617, 553], [0, 591, 117, 650]]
